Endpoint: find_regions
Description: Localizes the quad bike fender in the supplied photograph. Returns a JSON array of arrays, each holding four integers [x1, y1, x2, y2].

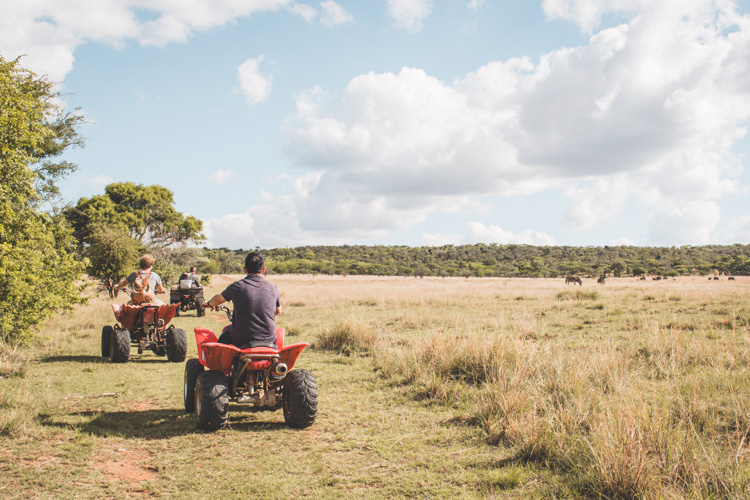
[[194, 326, 305, 372], [112, 303, 179, 330], [199, 342, 241, 374], [280, 343, 309, 371]]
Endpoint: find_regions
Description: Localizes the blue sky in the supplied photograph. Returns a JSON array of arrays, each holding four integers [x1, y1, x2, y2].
[[3, 0, 750, 249]]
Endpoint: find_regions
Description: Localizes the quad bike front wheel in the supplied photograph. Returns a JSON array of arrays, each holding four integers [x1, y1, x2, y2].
[[196, 298, 206, 317], [101, 326, 113, 357], [167, 328, 188, 362], [184, 358, 204, 413], [195, 370, 229, 431], [110, 328, 131, 363], [283, 369, 318, 429]]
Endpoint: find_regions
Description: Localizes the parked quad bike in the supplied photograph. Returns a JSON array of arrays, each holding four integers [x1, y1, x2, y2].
[[170, 279, 206, 317], [184, 305, 318, 431], [102, 302, 187, 363]]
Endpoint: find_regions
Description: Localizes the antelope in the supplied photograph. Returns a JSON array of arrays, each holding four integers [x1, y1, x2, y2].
[[597, 275, 606, 285], [565, 276, 582, 286]]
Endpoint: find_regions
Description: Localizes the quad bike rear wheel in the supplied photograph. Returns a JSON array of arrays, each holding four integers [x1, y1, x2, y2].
[[196, 298, 205, 317], [167, 328, 188, 362], [184, 358, 204, 413], [195, 370, 229, 431], [283, 369, 318, 429], [101, 326, 113, 357], [110, 328, 131, 363]]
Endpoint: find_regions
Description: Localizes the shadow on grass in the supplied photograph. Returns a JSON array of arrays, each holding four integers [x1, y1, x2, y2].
[[41, 355, 109, 363], [40, 408, 291, 437], [41, 355, 178, 364], [40, 409, 196, 439]]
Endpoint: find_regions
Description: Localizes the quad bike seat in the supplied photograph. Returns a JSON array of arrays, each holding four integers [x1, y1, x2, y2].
[[112, 303, 179, 330]]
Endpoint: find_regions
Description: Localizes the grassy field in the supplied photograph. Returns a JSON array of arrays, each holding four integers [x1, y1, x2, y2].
[[1, 275, 749, 498]]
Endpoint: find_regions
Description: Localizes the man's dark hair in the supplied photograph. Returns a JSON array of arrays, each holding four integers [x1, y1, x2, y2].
[[190, 266, 197, 273], [245, 252, 264, 274]]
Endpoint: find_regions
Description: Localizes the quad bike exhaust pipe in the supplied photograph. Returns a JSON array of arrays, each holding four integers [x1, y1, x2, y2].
[[273, 362, 288, 376]]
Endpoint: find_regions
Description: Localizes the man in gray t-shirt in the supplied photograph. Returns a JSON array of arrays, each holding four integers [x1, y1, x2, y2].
[[203, 252, 282, 348]]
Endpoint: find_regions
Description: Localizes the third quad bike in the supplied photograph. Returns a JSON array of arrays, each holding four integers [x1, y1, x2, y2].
[[170, 278, 206, 317], [102, 302, 187, 363], [184, 306, 318, 431]]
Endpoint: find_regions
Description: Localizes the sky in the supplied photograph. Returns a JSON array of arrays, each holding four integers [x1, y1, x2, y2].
[[3, 0, 750, 249]]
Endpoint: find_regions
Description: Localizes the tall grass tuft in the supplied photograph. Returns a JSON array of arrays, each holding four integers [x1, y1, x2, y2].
[[0, 344, 27, 379], [556, 290, 599, 301], [316, 319, 378, 355]]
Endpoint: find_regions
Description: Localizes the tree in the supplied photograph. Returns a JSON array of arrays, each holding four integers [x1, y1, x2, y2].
[[85, 225, 141, 297], [65, 182, 205, 248], [0, 55, 86, 344]]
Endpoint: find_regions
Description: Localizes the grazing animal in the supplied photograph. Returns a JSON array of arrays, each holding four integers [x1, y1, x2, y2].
[[565, 276, 582, 286], [713, 276, 720, 281], [652, 276, 662, 281], [728, 276, 736, 281], [597, 275, 606, 285], [639, 276, 646, 280]]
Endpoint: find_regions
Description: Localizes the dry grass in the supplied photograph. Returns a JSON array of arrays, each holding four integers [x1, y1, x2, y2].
[[1, 274, 749, 498], [281, 274, 750, 498]]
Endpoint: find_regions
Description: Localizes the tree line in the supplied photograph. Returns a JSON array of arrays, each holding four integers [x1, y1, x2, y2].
[[256, 243, 750, 278]]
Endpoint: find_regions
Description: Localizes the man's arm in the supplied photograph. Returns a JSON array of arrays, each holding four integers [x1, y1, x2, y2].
[[113, 277, 130, 291], [203, 293, 227, 308]]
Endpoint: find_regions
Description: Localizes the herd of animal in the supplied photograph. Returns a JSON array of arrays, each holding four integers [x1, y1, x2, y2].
[[564, 275, 737, 285]]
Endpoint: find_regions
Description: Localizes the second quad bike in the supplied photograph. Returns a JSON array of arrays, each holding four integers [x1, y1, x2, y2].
[[184, 306, 318, 431], [170, 278, 206, 317], [102, 302, 187, 363]]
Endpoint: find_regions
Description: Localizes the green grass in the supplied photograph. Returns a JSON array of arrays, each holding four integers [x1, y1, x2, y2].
[[1, 275, 749, 498]]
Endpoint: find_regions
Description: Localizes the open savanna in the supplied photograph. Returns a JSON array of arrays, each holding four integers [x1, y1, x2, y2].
[[1, 274, 749, 498]]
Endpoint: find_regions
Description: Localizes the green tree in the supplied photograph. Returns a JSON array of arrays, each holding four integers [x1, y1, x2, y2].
[[85, 225, 141, 297], [0, 55, 86, 344], [65, 182, 205, 248]]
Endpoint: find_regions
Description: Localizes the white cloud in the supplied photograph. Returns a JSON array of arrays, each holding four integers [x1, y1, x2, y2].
[[609, 237, 637, 246], [238, 55, 273, 105], [724, 214, 750, 243], [646, 201, 721, 246], [210, 169, 234, 184], [422, 233, 463, 246], [320, 1, 353, 28], [387, 0, 434, 33], [563, 177, 632, 230], [467, 0, 485, 11], [203, 212, 256, 250], [0, 0, 290, 82], [280, 1, 750, 244], [287, 3, 318, 23], [466, 222, 556, 245]]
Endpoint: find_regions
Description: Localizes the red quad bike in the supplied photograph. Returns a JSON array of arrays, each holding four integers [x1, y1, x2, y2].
[[184, 306, 318, 431], [102, 303, 187, 363]]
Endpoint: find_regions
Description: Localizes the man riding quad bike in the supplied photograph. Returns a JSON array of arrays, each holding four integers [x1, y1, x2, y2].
[[102, 302, 187, 363], [170, 274, 206, 317], [184, 305, 318, 431]]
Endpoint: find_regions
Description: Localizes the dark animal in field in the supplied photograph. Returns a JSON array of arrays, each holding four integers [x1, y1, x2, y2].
[[565, 276, 582, 286], [728, 276, 735, 280], [653, 276, 662, 281], [713, 277, 720, 280], [639, 276, 646, 280], [597, 275, 606, 285]]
